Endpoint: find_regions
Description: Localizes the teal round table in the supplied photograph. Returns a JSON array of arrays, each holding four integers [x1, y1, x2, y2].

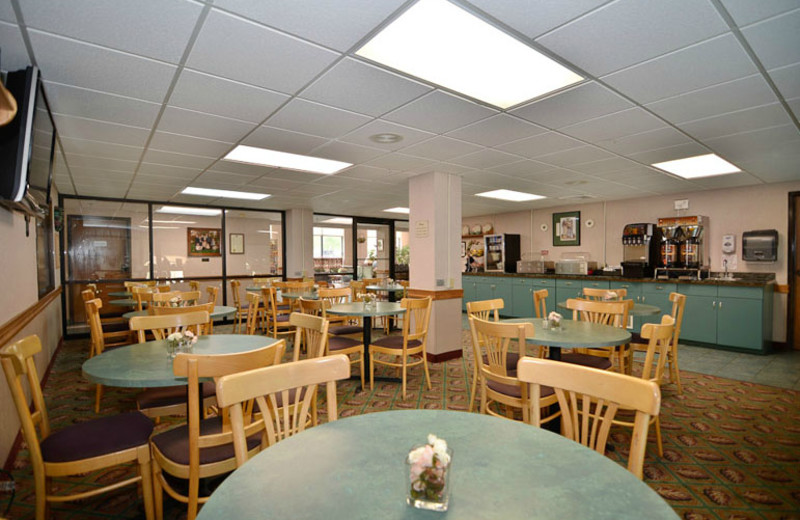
[[122, 305, 236, 321], [82, 334, 278, 388], [109, 298, 141, 307], [108, 291, 132, 297], [503, 318, 631, 361], [196, 410, 677, 520], [557, 300, 661, 316]]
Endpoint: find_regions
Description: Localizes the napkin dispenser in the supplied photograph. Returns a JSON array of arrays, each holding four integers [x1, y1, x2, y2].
[[742, 229, 778, 262]]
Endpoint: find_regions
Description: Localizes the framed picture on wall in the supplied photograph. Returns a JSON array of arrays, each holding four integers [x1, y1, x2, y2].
[[553, 211, 580, 246], [377, 238, 384, 251], [229, 233, 245, 254], [188, 227, 222, 257]]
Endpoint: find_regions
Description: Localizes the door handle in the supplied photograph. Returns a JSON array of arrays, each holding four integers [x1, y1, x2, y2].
[[712, 301, 716, 308]]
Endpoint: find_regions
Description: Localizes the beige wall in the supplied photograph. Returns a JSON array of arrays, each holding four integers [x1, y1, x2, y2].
[[464, 180, 800, 343]]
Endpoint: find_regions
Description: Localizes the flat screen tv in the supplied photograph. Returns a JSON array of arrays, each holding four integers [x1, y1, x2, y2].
[[0, 66, 40, 202]]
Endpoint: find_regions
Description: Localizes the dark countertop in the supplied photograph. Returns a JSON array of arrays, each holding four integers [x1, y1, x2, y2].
[[463, 271, 775, 287]]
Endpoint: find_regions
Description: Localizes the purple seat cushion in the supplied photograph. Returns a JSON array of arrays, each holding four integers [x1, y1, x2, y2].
[[328, 336, 362, 351], [151, 416, 260, 466], [136, 382, 216, 410], [481, 352, 520, 369], [485, 378, 555, 399], [370, 336, 421, 350], [560, 353, 613, 370], [274, 314, 290, 323], [252, 387, 309, 411], [40, 412, 153, 463], [329, 324, 363, 336]]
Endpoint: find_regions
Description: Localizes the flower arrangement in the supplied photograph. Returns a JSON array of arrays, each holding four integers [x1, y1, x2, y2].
[[169, 295, 183, 307], [359, 292, 376, 306], [547, 311, 562, 330], [407, 434, 452, 510], [166, 330, 198, 358]]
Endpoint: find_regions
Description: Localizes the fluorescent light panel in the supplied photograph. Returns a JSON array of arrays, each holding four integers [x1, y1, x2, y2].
[[356, 0, 583, 109], [223, 145, 351, 175], [321, 217, 353, 225], [182, 186, 270, 200], [383, 207, 410, 214], [157, 206, 222, 216], [476, 189, 545, 202], [652, 154, 741, 179]]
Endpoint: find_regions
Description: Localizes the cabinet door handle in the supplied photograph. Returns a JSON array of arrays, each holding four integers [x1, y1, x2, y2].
[[712, 301, 716, 308], [642, 296, 646, 303], [718, 301, 723, 310], [491, 285, 496, 290]]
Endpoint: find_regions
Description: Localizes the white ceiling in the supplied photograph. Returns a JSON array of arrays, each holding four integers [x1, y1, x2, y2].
[[1, 0, 799, 217]]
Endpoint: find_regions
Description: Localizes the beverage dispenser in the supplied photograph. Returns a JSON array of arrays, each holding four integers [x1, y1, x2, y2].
[[621, 223, 661, 278], [657, 216, 709, 276]]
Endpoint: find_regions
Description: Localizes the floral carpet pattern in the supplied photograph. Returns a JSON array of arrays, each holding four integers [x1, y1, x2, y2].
[[1, 328, 799, 519]]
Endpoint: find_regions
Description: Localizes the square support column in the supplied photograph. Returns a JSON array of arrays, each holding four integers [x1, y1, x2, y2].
[[285, 208, 314, 278]]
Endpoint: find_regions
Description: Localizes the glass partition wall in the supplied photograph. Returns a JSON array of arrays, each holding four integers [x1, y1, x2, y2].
[[61, 196, 284, 335]]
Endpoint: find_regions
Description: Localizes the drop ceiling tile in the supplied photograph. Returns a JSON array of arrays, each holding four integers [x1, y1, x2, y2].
[[194, 170, 257, 186], [149, 131, 233, 158], [706, 125, 800, 162], [448, 148, 522, 169], [535, 146, 616, 168], [560, 108, 664, 142], [511, 82, 634, 129], [496, 132, 584, 159], [214, 0, 405, 52], [140, 149, 217, 170], [247, 177, 306, 191], [20, 0, 203, 63], [366, 153, 435, 171], [340, 120, 435, 152], [53, 114, 151, 146], [138, 162, 203, 179], [769, 62, 800, 100], [536, 0, 728, 76], [383, 91, 497, 135], [445, 114, 547, 147], [0, 21, 32, 71], [600, 127, 692, 155], [735, 144, 800, 182], [487, 160, 553, 177], [64, 154, 138, 173], [337, 165, 393, 182], [602, 34, 758, 105], [209, 160, 279, 177], [59, 137, 144, 161], [311, 141, 386, 164], [256, 169, 327, 184], [680, 103, 794, 140], [265, 98, 371, 139], [740, 9, 800, 70], [170, 69, 290, 123], [69, 167, 133, 182], [0, 3, 15, 23], [789, 97, 800, 120], [242, 126, 330, 155], [301, 58, 431, 117], [457, 171, 516, 188], [401, 136, 482, 161], [158, 106, 254, 142], [466, 0, 608, 39], [720, 0, 800, 26], [644, 74, 777, 124], [187, 9, 339, 95], [44, 81, 161, 128], [626, 142, 709, 165], [688, 171, 761, 189], [411, 161, 476, 175], [134, 173, 194, 187]]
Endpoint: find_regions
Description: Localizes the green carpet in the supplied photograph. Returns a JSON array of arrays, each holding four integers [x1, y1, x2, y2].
[[2, 327, 799, 520]]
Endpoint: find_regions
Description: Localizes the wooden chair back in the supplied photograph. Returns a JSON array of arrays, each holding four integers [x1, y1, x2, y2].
[[361, 278, 380, 286], [156, 284, 172, 293], [639, 315, 675, 382], [253, 277, 281, 286], [469, 317, 532, 379], [565, 298, 631, 328], [130, 286, 158, 311], [466, 298, 503, 321], [152, 290, 201, 307], [188, 281, 200, 292], [319, 286, 351, 305], [245, 293, 262, 335], [215, 355, 350, 466], [230, 280, 242, 307], [286, 280, 314, 291], [298, 297, 327, 317], [349, 280, 366, 300], [129, 311, 210, 342], [152, 302, 216, 333], [533, 289, 548, 318], [85, 298, 107, 357], [261, 287, 294, 339], [206, 286, 219, 305], [582, 287, 628, 300], [401, 296, 432, 347], [668, 292, 686, 350], [289, 312, 329, 361], [124, 281, 146, 289], [517, 357, 660, 479]]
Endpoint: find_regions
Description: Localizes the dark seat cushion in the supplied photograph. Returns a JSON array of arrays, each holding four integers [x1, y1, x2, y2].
[[274, 314, 290, 323], [329, 325, 363, 336], [40, 412, 153, 463], [253, 387, 309, 411], [136, 382, 216, 410], [560, 353, 613, 370], [486, 378, 555, 399], [328, 336, 362, 351], [481, 352, 520, 369], [371, 335, 421, 350], [151, 416, 260, 466]]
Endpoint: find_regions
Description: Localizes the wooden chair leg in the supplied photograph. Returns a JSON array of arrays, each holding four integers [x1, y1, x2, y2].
[[479, 383, 488, 415], [187, 471, 200, 520], [669, 345, 683, 394], [153, 463, 164, 520], [358, 352, 365, 391], [401, 359, 407, 400], [422, 356, 432, 390], [34, 471, 46, 520], [139, 452, 155, 520], [468, 362, 479, 412], [655, 416, 664, 457], [94, 384, 103, 413], [370, 355, 375, 391]]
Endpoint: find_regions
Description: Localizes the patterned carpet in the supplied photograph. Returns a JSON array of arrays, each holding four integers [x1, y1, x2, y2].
[[2, 326, 799, 520]]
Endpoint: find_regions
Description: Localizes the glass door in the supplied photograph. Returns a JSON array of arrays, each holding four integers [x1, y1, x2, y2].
[[355, 218, 394, 280]]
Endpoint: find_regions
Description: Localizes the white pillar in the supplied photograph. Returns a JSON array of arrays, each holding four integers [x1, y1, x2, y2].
[[284, 208, 314, 278], [408, 171, 463, 359]]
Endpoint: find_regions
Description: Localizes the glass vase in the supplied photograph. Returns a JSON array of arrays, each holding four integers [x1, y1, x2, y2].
[[166, 339, 179, 359], [406, 445, 452, 512]]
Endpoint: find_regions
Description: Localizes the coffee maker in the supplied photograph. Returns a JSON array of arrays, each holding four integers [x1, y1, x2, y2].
[[656, 216, 709, 277], [621, 223, 661, 278]]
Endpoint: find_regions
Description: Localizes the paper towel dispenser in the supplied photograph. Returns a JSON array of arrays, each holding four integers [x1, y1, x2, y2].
[[742, 229, 778, 262]]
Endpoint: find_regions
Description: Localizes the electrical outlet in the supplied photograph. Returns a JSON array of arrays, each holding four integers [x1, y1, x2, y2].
[[436, 279, 445, 287]]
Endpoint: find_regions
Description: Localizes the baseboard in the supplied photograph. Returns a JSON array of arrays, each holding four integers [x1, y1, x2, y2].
[[426, 349, 462, 363]]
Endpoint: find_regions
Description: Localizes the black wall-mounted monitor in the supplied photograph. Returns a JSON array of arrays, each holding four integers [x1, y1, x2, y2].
[[0, 66, 41, 202]]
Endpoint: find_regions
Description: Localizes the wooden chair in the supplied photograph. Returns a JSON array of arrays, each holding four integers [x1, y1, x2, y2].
[[152, 302, 216, 333], [205, 286, 219, 305], [1, 335, 155, 520], [149, 341, 285, 520], [81, 287, 127, 329], [129, 311, 209, 343], [229, 280, 246, 333], [85, 298, 134, 412], [613, 315, 674, 457], [369, 297, 432, 399], [465, 298, 504, 413], [152, 291, 201, 307], [533, 289, 548, 319], [630, 293, 686, 394], [188, 281, 200, 292], [290, 312, 330, 362], [244, 292, 262, 335], [131, 286, 157, 312], [261, 287, 295, 340], [518, 356, 661, 479], [468, 317, 560, 424], [318, 286, 363, 338], [253, 277, 281, 285], [215, 354, 350, 467], [349, 280, 367, 301], [582, 287, 628, 300], [565, 298, 633, 373], [299, 297, 364, 390]]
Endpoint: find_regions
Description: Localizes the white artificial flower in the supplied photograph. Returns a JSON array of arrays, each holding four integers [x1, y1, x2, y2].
[[167, 332, 182, 342]]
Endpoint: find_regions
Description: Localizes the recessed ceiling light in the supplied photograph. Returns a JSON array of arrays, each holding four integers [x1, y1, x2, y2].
[[384, 207, 410, 214], [321, 217, 353, 225], [369, 133, 404, 144], [476, 189, 545, 202], [651, 154, 741, 179], [157, 206, 222, 216], [356, 0, 583, 109], [182, 186, 270, 200], [223, 144, 351, 175]]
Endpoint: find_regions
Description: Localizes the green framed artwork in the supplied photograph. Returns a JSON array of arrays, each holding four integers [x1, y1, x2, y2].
[[553, 211, 580, 246], [188, 227, 222, 257]]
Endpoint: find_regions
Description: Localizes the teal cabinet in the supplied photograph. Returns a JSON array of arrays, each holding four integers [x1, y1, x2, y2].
[[640, 282, 677, 332], [555, 279, 583, 307], [511, 278, 555, 317], [462, 277, 478, 311], [581, 280, 609, 291], [493, 278, 513, 314]]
